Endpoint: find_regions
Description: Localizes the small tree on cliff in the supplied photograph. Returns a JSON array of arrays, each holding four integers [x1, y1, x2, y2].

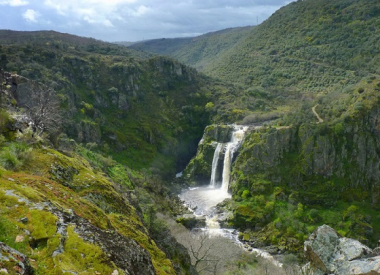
[[21, 84, 62, 137]]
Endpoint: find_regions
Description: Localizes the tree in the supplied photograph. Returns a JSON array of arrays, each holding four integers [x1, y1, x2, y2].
[[19, 82, 62, 137], [189, 232, 220, 274]]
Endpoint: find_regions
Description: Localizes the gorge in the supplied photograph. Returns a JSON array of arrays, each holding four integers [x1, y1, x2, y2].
[[180, 124, 249, 232], [1, 0, 380, 274]]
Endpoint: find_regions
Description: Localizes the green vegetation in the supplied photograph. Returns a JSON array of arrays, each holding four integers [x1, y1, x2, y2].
[[1, 0, 380, 272], [128, 0, 380, 127], [129, 26, 254, 71], [229, 80, 380, 253], [0, 106, 189, 274], [0, 31, 215, 178]]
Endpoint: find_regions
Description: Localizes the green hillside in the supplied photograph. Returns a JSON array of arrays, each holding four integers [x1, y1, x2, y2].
[[0, 30, 216, 177], [1, 0, 380, 273], [128, 26, 254, 71], [127, 0, 380, 126], [204, 0, 380, 97], [0, 30, 152, 60]]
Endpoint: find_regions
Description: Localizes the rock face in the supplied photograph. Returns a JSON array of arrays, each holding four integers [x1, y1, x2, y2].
[[73, 213, 156, 275], [305, 225, 380, 274], [232, 110, 380, 205], [0, 242, 34, 275], [183, 124, 238, 184]]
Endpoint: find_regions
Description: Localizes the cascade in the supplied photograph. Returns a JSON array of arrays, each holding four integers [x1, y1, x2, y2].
[[208, 125, 249, 192], [180, 124, 281, 269], [221, 125, 248, 192], [210, 143, 223, 187]]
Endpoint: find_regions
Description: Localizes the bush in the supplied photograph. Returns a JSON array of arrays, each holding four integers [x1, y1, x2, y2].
[[354, 102, 364, 111], [0, 142, 32, 170], [334, 123, 345, 135], [241, 190, 250, 199], [241, 112, 280, 125]]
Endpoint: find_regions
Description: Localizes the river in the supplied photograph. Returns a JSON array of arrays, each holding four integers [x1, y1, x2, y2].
[[179, 125, 282, 267]]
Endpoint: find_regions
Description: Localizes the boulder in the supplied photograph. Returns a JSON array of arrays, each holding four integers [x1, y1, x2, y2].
[[305, 225, 380, 274], [0, 242, 34, 274], [176, 214, 206, 229]]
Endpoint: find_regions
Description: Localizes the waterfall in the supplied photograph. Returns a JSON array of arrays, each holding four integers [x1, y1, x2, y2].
[[221, 126, 248, 193], [210, 143, 223, 187], [221, 143, 232, 193], [208, 125, 248, 192]]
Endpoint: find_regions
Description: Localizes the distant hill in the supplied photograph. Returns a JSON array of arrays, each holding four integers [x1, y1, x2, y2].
[[0, 29, 152, 60], [124, 0, 380, 126], [114, 41, 137, 47], [203, 0, 380, 93], [127, 26, 254, 71]]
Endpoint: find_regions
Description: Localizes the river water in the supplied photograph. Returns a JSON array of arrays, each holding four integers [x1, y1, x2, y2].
[[179, 125, 282, 266], [179, 185, 282, 265], [179, 186, 231, 233]]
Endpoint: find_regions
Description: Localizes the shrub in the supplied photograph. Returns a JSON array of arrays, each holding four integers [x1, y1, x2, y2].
[[354, 102, 364, 111], [205, 102, 214, 112], [241, 190, 250, 199], [334, 123, 345, 135], [0, 142, 32, 170]]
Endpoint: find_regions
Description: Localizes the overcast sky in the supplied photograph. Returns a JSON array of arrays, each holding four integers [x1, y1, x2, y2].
[[0, 0, 293, 42]]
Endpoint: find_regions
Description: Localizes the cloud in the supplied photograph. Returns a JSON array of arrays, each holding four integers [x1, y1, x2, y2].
[[0, 0, 28, 6], [0, 0, 294, 41], [23, 8, 40, 22], [42, 0, 138, 27]]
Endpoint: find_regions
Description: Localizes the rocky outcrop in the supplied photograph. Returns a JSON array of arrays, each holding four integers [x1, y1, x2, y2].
[[201, 125, 235, 144], [0, 242, 34, 274], [231, 113, 380, 205], [183, 124, 239, 184], [71, 212, 156, 275], [176, 214, 206, 229], [305, 225, 380, 275], [76, 120, 101, 143]]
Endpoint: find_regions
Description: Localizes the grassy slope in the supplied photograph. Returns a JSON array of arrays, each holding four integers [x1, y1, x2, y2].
[[0, 142, 177, 274]]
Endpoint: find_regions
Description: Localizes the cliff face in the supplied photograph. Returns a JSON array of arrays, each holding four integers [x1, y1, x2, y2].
[[227, 103, 380, 251], [232, 107, 380, 204], [1, 40, 212, 176], [183, 124, 235, 185]]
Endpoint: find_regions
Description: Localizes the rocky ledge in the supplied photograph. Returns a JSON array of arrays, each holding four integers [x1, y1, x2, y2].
[[305, 224, 380, 275], [176, 214, 206, 229], [0, 242, 34, 275]]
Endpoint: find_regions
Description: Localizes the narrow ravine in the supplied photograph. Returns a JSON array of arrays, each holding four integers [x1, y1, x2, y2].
[[180, 125, 248, 234], [179, 125, 283, 267]]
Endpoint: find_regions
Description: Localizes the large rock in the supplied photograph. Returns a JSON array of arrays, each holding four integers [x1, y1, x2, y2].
[[176, 214, 206, 229], [0, 242, 34, 275], [305, 225, 380, 274]]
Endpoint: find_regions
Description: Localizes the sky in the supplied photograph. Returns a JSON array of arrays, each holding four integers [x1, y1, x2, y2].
[[0, 0, 293, 42]]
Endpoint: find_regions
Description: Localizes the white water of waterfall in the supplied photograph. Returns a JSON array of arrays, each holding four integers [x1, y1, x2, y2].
[[180, 124, 282, 268], [221, 126, 249, 193], [221, 143, 232, 193], [210, 143, 223, 187]]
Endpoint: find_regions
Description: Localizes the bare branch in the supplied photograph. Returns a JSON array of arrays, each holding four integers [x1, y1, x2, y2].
[[18, 80, 62, 137]]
